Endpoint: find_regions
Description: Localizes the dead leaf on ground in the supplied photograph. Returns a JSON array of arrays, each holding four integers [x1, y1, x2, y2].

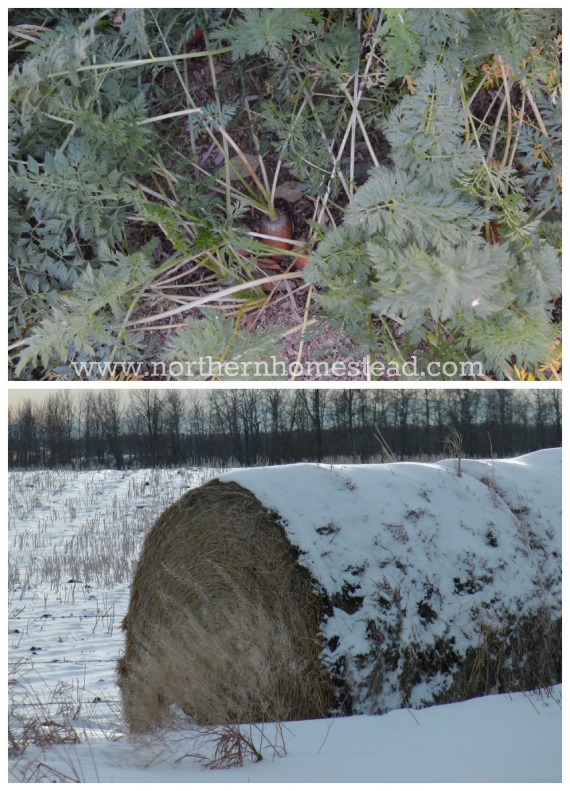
[[274, 181, 305, 203], [223, 153, 261, 181]]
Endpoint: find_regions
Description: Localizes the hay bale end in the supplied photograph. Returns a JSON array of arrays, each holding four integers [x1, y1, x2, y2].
[[118, 479, 333, 731]]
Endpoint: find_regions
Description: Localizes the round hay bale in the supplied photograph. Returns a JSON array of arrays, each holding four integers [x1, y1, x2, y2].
[[118, 479, 333, 732], [119, 449, 561, 732]]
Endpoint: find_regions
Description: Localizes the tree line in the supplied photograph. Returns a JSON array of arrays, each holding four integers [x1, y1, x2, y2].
[[8, 389, 561, 470]]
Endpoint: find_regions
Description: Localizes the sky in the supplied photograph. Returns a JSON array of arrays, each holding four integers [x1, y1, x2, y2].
[[7, 385, 541, 409], [7, 388, 130, 407]]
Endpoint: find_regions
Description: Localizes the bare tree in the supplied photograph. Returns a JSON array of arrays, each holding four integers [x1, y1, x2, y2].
[[533, 391, 547, 448], [484, 391, 515, 456], [42, 391, 75, 467], [393, 390, 413, 456], [94, 391, 125, 469], [7, 390, 561, 470], [209, 391, 242, 460], [8, 399, 40, 468], [546, 390, 562, 446], [262, 390, 289, 463], [301, 390, 327, 461], [164, 390, 186, 466], [238, 391, 262, 464], [130, 390, 167, 465], [444, 390, 481, 455]]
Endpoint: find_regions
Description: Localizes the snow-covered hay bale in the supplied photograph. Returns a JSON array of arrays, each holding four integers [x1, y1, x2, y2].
[[118, 449, 561, 731]]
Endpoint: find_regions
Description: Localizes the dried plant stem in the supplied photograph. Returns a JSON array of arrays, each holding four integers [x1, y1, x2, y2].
[[202, 26, 232, 217], [508, 92, 527, 171], [243, 97, 273, 199], [521, 80, 550, 138], [467, 73, 489, 107], [499, 60, 513, 169], [486, 92, 508, 164], [339, 85, 380, 167], [302, 89, 351, 198], [290, 283, 314, 381], [217, 127, 273, 210], [47, 46, 233, 79], [128, 271, 299, 327], [138, 107, 202, 126], [349, 11, 363, 191]]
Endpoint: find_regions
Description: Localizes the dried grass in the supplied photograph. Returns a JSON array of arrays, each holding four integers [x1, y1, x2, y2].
[[7, 661, 110, 782], [118, 479, 333, 731], [435, 607, 562, 704]]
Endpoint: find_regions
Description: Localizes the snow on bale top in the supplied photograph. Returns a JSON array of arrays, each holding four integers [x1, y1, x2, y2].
[[220, 448, 561, 713], [119, 449, 561, 730]]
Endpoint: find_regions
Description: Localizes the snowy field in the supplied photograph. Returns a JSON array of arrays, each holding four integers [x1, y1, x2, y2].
[[7, 458, 562, 783]]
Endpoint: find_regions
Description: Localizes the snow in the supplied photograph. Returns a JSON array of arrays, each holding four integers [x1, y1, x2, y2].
[[9, 688, 562, 783], [221, 449, 561, 712], [7, 452, 562, 783]]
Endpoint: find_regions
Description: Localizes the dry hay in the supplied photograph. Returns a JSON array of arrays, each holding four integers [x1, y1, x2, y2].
[[118, 479, 332, 732], [433, 607, 562, 705]]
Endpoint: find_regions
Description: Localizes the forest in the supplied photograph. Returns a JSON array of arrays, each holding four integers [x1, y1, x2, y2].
[[8, 8, 561, 380], [8, 389, 561, 469]]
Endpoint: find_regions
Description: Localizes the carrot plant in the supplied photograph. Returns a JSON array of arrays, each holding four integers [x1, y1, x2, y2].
[[8, 8, 561, 379]]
